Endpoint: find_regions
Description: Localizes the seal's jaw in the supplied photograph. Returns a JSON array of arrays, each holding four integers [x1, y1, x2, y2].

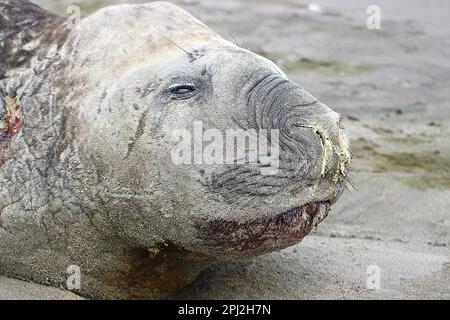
[[197, 201, 331, 257]]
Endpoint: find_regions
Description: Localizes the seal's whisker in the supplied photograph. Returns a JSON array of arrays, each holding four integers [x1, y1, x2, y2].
[[265, 182, 292, 205], [227, 191, 258, 211], [224, 186, 261, 208], [347, 176, 357, 191], [226, 193, 251, 209], [227, 30, 242, 48], [167, 38, 194, 59], [345, 170, 357, 191]]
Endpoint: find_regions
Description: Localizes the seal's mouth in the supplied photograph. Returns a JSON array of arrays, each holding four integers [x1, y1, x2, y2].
[[198, 201, 331, 255]]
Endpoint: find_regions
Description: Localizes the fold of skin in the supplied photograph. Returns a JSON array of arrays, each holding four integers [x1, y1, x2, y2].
[[0, 1, 350, 298]]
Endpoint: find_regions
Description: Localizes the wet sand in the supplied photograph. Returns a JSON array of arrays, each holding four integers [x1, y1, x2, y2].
[[2, 0, 449, 299]]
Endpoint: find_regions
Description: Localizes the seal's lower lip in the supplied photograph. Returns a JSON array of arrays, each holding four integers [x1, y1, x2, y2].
[[198, 201, 331, 253]]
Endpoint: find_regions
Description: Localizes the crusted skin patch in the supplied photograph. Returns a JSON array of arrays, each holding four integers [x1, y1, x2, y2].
[[198, 201, 330, 253], [0, 96, 23, 165]]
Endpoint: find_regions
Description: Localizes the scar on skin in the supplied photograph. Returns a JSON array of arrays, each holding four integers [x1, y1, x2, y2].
[[0, 96, 23, 165]]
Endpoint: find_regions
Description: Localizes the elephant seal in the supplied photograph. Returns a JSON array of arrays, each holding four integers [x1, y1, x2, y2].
[[0, 0, 351, 299]]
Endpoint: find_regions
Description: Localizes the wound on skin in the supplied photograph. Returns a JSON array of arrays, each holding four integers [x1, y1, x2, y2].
[[198, 202, 330, 252], [0, 96, 23, 165]]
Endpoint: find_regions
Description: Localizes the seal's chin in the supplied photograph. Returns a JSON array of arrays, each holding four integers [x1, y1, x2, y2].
[[198, 201, 331, 256]]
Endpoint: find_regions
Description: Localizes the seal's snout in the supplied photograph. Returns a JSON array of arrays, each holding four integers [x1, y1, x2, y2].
[[286, 104, 352, 206], [193, 76, 351, 258], [256, 79, 351, 190], [302, 108, 351, 183]]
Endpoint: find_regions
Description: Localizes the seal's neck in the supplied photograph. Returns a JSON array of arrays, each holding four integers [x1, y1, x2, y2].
[[0, 0, 68, 79], [0, 2, 76, 218]]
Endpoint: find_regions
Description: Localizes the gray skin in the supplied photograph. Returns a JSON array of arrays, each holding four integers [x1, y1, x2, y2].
[[0, 0, 351, 299]]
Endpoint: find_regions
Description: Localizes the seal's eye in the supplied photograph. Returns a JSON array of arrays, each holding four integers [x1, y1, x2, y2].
[[168, 84, 197, 99]]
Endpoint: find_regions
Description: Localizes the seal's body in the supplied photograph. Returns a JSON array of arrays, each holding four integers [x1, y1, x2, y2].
[[0, 0, 351, 299]]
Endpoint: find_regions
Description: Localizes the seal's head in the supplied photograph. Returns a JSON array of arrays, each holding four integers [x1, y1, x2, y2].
[[63, 2, 351, 259]]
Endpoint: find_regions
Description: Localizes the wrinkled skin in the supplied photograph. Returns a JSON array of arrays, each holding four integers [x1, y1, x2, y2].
[[0, 1, 351, 299]]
